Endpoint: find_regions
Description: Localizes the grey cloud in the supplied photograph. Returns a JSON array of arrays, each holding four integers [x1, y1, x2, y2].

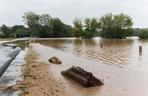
[[0, 0, 147, 28]]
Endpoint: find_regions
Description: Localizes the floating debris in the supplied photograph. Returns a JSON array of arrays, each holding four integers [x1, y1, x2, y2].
[[61, 66, 104, 87], [48, 56, 62, 64]]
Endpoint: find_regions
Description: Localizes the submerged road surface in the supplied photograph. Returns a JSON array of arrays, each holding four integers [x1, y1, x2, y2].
[[32, 39, 148, 96]]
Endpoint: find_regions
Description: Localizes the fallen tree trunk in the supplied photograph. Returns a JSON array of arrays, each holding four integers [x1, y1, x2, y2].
[[61, 66, 104, 87], [61, 70, 88, 87]]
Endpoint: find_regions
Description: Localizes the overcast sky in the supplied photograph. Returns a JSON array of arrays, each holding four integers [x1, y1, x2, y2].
[[0, 0, 147, 28]]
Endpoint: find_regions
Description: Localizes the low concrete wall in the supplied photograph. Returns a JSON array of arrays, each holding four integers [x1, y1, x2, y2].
[[0, 47, 21, 77]]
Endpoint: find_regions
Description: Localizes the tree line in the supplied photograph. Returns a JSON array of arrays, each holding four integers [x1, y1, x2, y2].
[[0, 12, 147, 39]]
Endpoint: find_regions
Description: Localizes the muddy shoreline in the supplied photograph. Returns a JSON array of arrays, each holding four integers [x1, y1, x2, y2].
[[15, 45, 68, 96]]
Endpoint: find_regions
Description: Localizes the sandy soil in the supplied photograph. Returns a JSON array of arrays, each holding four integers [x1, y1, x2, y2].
[[15, 45, 68, 96]]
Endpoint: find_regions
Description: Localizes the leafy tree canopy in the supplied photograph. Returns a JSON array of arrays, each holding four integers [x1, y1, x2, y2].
[[99, 13, 133, 39]]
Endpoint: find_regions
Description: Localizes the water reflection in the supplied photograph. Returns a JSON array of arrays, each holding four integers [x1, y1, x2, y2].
[[36, 40, 72, 52], [36, 38, 135, 68], [139, 39, 148, 44], [98, 39, 133, 67], [32, 37, 148, 96]]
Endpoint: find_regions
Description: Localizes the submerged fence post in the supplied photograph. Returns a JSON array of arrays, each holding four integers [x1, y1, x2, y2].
[[139, 45, 142, 55], [100, 44, 103, 48]]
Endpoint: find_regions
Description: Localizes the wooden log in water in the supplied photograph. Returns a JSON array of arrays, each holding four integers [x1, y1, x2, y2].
[[61, 66, 104, 87], [100, 44, 103, 48], [61, 70, 88, 87], [69, 66, 92, 78], [139, 45, 142, 55]]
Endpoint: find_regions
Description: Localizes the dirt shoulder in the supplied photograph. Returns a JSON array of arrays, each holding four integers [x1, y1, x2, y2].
[[16, 46, 68, 96]]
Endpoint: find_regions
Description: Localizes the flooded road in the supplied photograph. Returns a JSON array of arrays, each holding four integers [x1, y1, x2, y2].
[[32, 37, 148, 96]]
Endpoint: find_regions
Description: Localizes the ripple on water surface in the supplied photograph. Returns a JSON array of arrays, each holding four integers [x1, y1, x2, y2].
[[32, 37, 148, 96]]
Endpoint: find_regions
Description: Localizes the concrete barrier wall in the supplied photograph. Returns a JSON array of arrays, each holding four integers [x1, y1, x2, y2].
[[0, 57, 12, 77], [0, 47, 21, 77], [7, 47, 21, 59]]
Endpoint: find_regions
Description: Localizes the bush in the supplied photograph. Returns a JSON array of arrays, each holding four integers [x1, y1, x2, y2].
[[139, 29, 148, 39]]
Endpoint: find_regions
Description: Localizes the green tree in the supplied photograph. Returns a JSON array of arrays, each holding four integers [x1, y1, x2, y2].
[[73, 19, 83, 38], [82, 18, 99, 39], [99, 13, 133, 39], [99, 13, 114, 38], [139, 29, 148, 39], [23, 12, 40, 37], [14, 28, 29, 38], [0, 24, 11, 37], [23, 12, 73, 38], [11, 25, 25, 33], [50, 18, 66, 37], [39, 14, 52, 37], [39, 14, 52, 26], [133, 28, 141, 36]]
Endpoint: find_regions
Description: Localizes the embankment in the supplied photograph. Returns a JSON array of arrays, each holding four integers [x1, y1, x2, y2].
[[17, 45, 68, 96]]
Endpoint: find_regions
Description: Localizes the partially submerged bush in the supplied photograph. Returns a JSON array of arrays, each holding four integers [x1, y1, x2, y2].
[[139, 29, 148, 39]]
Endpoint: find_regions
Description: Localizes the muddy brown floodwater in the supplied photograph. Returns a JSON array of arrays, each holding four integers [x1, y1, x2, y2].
[[32, 37, 148, 96]]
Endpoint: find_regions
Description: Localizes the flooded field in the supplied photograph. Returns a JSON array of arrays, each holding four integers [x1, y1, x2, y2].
[[31, 37, 148, 96], [36, 37, 148, 70], [1, 37, 148, 96]]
